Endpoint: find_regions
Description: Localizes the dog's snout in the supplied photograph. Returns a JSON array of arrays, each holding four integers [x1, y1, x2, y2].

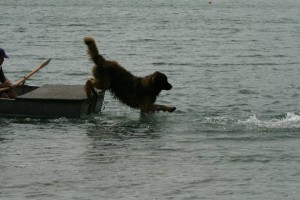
[[165, 83, 172, 90]]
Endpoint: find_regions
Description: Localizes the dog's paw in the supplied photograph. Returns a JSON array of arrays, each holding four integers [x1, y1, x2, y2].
[[154, 105, 176, 113], [162, 106, 176, 112], [167, 106, 176, 112]]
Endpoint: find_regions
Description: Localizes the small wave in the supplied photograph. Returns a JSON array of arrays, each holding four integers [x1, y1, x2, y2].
[[202, 116, 236, 125], [239, 112, 300, 129], [238, 89, 259, 95], [152, 62, 190, 66]]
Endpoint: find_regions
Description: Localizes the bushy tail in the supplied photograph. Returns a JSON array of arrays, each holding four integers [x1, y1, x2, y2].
[[84, 36, 105, 65]]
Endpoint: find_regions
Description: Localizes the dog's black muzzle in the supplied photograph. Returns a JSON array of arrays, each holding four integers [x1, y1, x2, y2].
[[165, 83, 172, 90]]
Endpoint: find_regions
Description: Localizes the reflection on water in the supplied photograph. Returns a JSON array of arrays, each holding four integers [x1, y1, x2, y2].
[[87, 112, 168, 140]]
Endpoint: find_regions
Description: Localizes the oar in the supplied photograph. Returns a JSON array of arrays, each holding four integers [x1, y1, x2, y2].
[[0, 58, 51, 93]]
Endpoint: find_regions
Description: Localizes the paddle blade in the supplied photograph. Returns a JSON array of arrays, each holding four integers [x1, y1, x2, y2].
[[39, 58, 52, 69]]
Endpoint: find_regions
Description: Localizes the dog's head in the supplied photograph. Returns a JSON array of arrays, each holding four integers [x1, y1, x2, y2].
[[151, 71, 172, 91]]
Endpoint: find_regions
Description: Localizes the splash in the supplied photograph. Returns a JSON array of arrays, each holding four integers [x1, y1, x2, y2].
[[240, 112, 300, 129], [197, 112, 300, 132]]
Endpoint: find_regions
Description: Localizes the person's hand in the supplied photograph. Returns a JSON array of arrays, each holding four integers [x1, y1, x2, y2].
[[2, 80, 13, 88]]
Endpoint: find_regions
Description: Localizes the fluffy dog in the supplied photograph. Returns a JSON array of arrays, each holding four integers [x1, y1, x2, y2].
[[84, 36, 176, 113]]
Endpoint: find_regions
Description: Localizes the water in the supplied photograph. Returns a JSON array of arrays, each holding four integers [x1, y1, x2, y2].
[[0, 0, 300, 199]]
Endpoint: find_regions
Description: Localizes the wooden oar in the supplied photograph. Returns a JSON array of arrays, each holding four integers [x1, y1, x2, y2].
[[0, 58, 51, 93]]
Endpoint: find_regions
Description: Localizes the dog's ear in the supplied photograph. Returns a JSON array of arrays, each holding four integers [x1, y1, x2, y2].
[[150, 71, 161, 87], [151, 71, 172, 91], [150, 71, 157, 80]]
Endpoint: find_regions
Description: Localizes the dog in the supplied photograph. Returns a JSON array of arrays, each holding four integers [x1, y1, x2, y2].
[[84, 36, 176, 113]]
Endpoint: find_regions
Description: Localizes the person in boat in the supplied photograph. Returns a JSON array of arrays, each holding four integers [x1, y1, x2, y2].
[[0, 48, 17, 98]]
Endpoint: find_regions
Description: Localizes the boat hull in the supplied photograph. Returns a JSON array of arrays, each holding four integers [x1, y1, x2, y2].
[[0, 85, 105, 118]]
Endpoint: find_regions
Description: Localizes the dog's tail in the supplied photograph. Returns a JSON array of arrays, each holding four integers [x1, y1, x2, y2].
[[84, 36, 105, 65]]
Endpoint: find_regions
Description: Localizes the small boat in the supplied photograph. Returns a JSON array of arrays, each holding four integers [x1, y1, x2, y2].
[[0, 84, 105, 118]]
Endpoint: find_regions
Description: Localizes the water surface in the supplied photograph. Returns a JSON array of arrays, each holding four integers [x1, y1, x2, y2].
[[0, 0, 299, 199]]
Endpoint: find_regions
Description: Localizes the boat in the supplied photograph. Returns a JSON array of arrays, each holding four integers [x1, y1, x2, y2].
[[0, 84, 105, 118]]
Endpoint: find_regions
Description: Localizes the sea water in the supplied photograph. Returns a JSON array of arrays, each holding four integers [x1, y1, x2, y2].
[[0, 0, 299, 199]]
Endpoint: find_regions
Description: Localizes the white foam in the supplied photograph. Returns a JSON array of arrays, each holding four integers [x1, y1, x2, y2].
[[240, 112, 300, 129]]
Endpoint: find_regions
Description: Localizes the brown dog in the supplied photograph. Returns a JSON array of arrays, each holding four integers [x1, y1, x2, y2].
[[84, 36, 176, 113]]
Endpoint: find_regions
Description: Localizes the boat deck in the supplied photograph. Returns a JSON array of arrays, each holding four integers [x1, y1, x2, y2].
[[18, 84, 87, 100]]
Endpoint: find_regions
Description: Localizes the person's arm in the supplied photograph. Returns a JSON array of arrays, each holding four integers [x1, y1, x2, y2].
[[0, 79, 13, 88], [0, 67, 13, 88], [0, 66, 6, 83]]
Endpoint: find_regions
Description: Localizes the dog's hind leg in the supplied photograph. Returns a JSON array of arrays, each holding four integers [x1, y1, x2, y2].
[[85, 77, 95, 98], [85, 76, 110, 98]]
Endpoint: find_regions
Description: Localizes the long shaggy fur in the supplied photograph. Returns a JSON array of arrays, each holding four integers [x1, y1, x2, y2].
[[84, 36, 176, 113]]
